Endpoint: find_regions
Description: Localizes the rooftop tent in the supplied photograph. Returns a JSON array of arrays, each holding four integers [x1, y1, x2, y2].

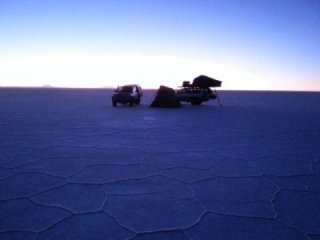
[[192, 75, 222, 88], [150, 86, 181, 108]]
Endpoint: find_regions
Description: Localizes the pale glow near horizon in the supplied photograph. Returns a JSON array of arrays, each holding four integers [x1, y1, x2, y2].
[[1, 51, 259, 90], [1, 50, 318, 91]]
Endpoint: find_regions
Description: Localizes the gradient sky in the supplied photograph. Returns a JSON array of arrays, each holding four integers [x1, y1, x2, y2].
[[1, 0, 319, 90]]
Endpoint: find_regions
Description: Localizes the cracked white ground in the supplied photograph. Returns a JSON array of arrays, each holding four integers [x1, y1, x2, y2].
[[0, 89, 319, 240]]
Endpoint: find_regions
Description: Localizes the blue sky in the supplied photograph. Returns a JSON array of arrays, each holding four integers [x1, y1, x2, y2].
[[1, 0, 319, 90]]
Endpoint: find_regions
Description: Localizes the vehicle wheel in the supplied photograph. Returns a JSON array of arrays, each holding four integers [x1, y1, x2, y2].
[[137, 98, 141, 105], [112, 101, 117, 107], [129, 101, 133, 107], [191, 99, 202, 105]]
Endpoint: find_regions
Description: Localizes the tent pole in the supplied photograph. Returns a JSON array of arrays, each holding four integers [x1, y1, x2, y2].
[[214, 88, 222, 106]]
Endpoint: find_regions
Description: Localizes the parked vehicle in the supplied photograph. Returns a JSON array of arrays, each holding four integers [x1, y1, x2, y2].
[[112, 85, 143, 107], [175, 76, 222, 106], [175, 84, 216, 105]]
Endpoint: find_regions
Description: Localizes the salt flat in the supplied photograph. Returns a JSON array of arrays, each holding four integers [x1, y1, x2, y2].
[[0, 88, 319, 240]]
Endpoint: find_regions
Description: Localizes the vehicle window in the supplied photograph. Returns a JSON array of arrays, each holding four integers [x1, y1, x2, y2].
[[119, 86, 132, 93]]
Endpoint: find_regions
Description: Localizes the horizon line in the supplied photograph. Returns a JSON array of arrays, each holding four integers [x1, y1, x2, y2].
[[0, 86, 319, 93]]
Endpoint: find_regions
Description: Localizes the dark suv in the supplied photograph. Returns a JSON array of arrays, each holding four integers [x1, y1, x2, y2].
[[112, 85, 143, 107]]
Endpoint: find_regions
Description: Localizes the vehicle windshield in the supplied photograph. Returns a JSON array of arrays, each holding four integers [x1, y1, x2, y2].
[[118, 86, 133, 93]]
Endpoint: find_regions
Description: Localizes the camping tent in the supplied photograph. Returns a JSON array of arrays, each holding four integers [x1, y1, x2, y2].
[[192, 75, 222, 88], [150, 86, 181, 108]]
